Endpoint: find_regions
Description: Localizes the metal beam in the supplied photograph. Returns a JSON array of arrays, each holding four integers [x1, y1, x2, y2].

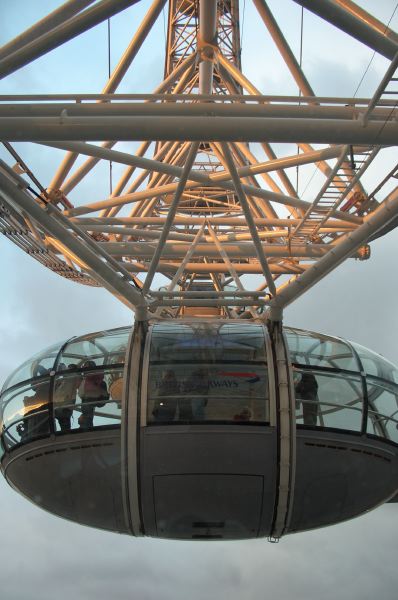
[[51, 145, 356, 220], [3, 115, 396, 143], [150, 290, 266, 297], [335, 0, 398, 46], [55, 51, 197, 194], [0, 93, 389, 105], [72, 216, 357, 228], [293, 0, 398, 60], [252, 0, 314, 96], [5, 102, 390, 119], [149, 298, 267, 307], [268, 186, 398, 317], [0, 0, 96, 61], [0, 165, 146, 314], [198, 0, 218, 94], [41, 139, 346, 184], [220, 142, 277, 295], [100, 241, 345, 259], [0, 0, 141, 80], [142, 141, 199, 293], [46, 0, 168, 194], [168, 229, 205, 287], [121, 261, 306, 275], [361, 50, 398, 126]]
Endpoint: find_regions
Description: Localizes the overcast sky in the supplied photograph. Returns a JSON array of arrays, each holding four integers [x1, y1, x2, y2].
[[1, 1, 398, 599]]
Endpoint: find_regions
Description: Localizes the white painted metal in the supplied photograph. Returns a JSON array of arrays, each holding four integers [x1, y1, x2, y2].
[[293, 0, 398, 59], [0, 0, 141, 80], [0, 0, 96, 62], [269, 323, 296, 539], [0, 0, 397, 319]]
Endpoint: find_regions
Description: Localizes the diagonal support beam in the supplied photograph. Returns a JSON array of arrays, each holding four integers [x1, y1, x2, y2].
[[48, 0, 168, 194], [207, 223, 258, 318], [0, 163, 146, 315], [0, 0, 141, 80], [253, 0, 314, 96], [268, 185, 398, 318], [142, 141, 200, 293], [220, 142, 277, 296], [152, 222, 207, 316], [292, 0, 398, 60], [58, 51, 197, 194], [0, 0, 96, 62], [54, 142, 353, 220], [162, 223, 207, 292]]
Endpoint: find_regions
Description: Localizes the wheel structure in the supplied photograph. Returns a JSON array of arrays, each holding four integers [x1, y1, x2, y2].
[[0, 0, 397, 322]]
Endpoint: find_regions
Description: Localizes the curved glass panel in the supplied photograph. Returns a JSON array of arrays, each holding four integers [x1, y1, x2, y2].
[[1, 379, 51, 449], [150, 322, 266, 363], [294, 368, 362, 431], [2, 342, 63, 393], [286, 328, 359, 372], [366, 376, 398, 443], [53, 368, 123, 432], [148, 323, 268, 424], [352, 342, 398, 384], [57, 327, 130, 371]]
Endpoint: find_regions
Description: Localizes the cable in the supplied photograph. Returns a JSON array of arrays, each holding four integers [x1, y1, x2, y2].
[[300, 2, 398, 198], [296, 6, 304, 195], [240, 0, 246, 50], [107, 17, 113, 196], [162, 4, 166, 48], [2, 141, 49, 201], [353, 2, 398, 98]]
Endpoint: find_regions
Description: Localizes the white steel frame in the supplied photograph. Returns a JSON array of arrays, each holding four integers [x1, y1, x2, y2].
[[0, 0, 397, 322]]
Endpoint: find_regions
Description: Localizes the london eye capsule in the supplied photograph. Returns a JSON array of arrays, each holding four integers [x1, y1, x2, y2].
[[1, 320, 397, 540]]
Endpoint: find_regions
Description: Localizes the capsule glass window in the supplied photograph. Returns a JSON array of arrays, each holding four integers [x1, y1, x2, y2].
[[148, 323, 269, 424], [53, 368, 124, 432], [2, 342, 62, 393], [352, 342, 398, 384], [293, 368, 363, 432], [149, 322, 267, 363], [286, 328, 359, 371], [57, 327, 130, 371], [366, 377, 398, 444], [1, 379, 51, 449]]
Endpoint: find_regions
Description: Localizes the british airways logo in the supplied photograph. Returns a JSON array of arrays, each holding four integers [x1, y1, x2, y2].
[[217, 371, 260, 384]]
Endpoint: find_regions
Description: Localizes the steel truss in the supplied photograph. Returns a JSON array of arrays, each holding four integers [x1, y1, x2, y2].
[[0, 0, 397, 321]]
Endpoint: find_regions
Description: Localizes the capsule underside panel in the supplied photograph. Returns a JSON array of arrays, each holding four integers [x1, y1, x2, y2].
[[140, 427, 277, 539], [291, 431, 398, 532], [5, 431, 128, 533]]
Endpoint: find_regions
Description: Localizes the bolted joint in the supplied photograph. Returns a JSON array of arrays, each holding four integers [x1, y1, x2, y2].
[[268, 305, 284, 323], [135, 304, 149, 322], [356, 244, 371, 261], [197, 39, 218, 62]]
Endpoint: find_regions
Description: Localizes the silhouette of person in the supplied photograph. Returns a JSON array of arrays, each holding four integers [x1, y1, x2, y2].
[[54, 364, 82, 432], [183, 368, 209, 420], [152, 370, 179, 422], [20, 364, 51, 441], [295, 371, 319, 426], [78, 361, 109, 429]]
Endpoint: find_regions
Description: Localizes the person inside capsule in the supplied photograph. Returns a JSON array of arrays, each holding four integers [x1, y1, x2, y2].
[[183, 368, 209, 421], [152, 369, 180, 422], [294, 369, 319, 426], [77, 361, 109, 430], [17, 362, 51, 443], [53, 364, 82, 432]]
